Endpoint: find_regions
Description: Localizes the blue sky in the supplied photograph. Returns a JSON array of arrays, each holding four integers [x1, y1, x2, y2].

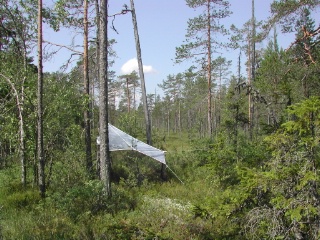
[[43, 0, 299, 94]]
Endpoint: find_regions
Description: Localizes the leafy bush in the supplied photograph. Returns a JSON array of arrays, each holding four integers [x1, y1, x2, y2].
[[47, 180, 109, 220], [2, 189, 41, 209]]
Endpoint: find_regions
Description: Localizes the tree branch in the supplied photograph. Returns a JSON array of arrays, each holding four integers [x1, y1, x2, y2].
[[60, 53, 81, 72], [108, 8, 132, 34], [108, 9, 132, 18], [43, 40, 83, 54], [286, 26, 320, 53]]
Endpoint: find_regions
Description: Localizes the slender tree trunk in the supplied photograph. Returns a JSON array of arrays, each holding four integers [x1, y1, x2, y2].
[[207, 0, 212, 138], [20, 44, 28, 187], [235, 50, 241, 159], [252, 0, 256, 133], [247, 36, 252, 139], [83, 0, 93, 177], [133, 82, 136, 110], [188, 109, 191, 129], [95, 0, 100, 85], [33, 134, 38, 186], [167, 110, 170, 137], [0, 73, 26, 186], [213, 92, 216, 136], [249, 0, 256, 140], [94, 0, 100, 178], [19, 86, 26, 186], [37, 0, 45, 198], [130, 0, 166, 179], [130, 0, 152, 145], [174, 102, 177, 133], [178, 100, 181, 135], [198, 106, 201, 138], [99, 0, 111, 196], [126, 78, 131, 113], [218, 63, 222, 133], [251, 0, 256, 83]]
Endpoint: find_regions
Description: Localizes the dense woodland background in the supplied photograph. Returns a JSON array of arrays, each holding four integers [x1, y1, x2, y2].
[[1, 0, 320, 239]]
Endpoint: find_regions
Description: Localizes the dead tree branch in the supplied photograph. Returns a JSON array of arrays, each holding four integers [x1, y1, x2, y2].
[[43, 40, 83, 54], [108, 7, 132, 34]]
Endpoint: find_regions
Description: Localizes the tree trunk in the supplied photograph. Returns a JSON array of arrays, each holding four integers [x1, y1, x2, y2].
[[37, 0, 45, 198], [20, 43, 28, 187], [235, 50, 241, 159], [248, 0, 256, 140], [99, 0, 111, 197], [178, 100, 181, 135], [130, 0, 152, 145], [83, 0, 93, 176], [19, 87, 26, 186], [207, 0, 212, 138], [251, 0, 256, 82], [0, 73, 26, 186], [247, 36, 252, 140], [126, 78, 131, 113], [167, 109, 170, 137], [94, 0, 100, 178], [133, 81, 136, 110], [217, 63, 222, 133], [130, 0, 167, 179]]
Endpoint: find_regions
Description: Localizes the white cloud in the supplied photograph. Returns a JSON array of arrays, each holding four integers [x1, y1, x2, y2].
[[121, 58, 156, 74]]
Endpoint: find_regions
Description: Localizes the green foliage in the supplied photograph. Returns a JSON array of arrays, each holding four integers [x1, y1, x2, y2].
[[175, 0, 231, 66], [269, 0, 320, 34], [0, 169, 40, 210], [117, 113, 143, 138], [53, 0, 84, 29], [166, 96, 319, 238], [48, 180, 109, 220], [2, 189, 40, 210], [0, 204, 77, 239], [2, 0, 320, 239], [238, 97, 320, 238]]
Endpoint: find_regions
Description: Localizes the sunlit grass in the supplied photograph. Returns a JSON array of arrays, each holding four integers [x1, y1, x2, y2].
[[162, 131, 191, 152]]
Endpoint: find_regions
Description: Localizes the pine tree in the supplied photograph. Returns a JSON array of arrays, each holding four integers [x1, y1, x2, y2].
[[98, 0, 111, 196], [175, 0, 231, 137]]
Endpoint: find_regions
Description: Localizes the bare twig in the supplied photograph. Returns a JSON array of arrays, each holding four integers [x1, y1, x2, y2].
[[43, 40, 83, 54], [108, 9, 132, 18], [60, 53, 80, 72], [108, 8, 132, 34]]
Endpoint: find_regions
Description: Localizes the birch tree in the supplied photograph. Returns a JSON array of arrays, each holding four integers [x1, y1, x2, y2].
[[0, 0, 35, 186], [83, 0, 92, 176], [37, 0, 45, 198]]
